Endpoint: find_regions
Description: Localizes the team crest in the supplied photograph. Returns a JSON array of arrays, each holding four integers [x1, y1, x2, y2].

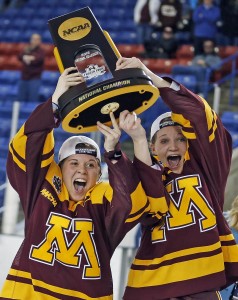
[[53, 176, 62, 193]]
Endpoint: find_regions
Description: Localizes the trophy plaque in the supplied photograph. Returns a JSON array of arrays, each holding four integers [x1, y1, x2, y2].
[[48, 7, 160, 133]]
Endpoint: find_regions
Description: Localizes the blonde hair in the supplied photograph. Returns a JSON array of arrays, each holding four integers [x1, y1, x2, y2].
[[228, 196, 238, 231]]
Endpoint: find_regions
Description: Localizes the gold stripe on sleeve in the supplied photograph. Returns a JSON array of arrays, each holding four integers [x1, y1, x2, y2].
[[222, 244, 238, 262], [220, 233, 236, 241], [203, 99, 218, 142], [129, 182, 148, 215], [148, 196, 168, 215]]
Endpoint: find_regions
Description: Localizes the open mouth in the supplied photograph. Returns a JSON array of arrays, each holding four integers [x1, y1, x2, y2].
[[73, 179, 86, 192], [167, 155, 181, 169]]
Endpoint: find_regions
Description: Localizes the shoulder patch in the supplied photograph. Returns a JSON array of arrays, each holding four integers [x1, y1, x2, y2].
[[53, 175, 62, 193]]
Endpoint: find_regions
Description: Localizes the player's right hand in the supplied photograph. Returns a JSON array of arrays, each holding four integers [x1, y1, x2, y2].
[[52, 67, 84, 105]]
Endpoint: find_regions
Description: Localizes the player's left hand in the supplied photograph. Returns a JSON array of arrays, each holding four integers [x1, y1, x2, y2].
[[115, 56, 144, 71], [119, 110, 146, 142], [97, 112, 121, 152]]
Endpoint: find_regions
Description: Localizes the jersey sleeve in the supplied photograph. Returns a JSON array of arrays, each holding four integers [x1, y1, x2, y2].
[[103, 149, 152, 250], [7, 99, 57, 219], [132, 156, 169, 226], [159, 78, 233, 206]]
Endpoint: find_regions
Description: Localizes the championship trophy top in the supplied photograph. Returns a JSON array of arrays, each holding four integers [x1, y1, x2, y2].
[[48, 7, 160, 133]]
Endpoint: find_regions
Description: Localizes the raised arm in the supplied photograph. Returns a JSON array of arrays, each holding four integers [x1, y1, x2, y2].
[[52, 67, 84, 106], [119, 110, 152, 166], [97, 111, 121, 164], [7, 68, 84, 217], [97, 112, 152, 248]]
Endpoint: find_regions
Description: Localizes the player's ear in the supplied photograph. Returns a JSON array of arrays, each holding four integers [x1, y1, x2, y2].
[[149, 142, 156, 156], [97, 163, 102, 183]]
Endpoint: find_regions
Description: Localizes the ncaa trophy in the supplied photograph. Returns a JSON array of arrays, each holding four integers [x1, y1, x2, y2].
[[48, 7, 160, 133]]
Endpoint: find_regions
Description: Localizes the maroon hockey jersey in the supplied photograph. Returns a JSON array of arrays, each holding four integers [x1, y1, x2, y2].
[[0, 99, 168, 299], [124, 80, 238, 299]]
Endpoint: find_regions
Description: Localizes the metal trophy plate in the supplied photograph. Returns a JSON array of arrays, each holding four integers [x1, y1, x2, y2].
[[48, 7, 160, 133]]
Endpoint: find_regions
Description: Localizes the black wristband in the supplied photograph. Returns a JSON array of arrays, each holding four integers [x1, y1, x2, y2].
[[111, 150, 122, 161], [52, 102, 59, 112], [104, 143, 122, 161], [52, 102, 60, 119]]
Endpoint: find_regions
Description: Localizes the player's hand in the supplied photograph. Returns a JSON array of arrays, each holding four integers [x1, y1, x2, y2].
[[119, 110, 146, 142], [52, 67, 84, 105], [116, 57, 145, 71], [97, 112, 121, 152], [115, 57, 155, 82]]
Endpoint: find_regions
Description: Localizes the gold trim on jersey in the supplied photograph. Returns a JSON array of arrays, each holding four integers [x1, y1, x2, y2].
[[220, 233, 236, 241], [127, 251, 224, 288], [171, 98, 218, 143], [126, 182, 150, 223], [42, 131, 54, 155], [1, 279, 41, 299], [203, 99, 218, 142], [9, 125, 55, 172], [148, 196, 168, 216], [40, 188, 58, 207], [9, 125, 27, 171], [1, 268, 113, 299], [41, 153, 54, 168], [172, 112, 196, 139], [132, 241, 222, 266], [222, 244, 238, 262], [88, 182, 112, 204]]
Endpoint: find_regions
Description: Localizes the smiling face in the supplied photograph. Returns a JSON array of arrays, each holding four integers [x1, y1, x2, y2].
[[151, 126, 187, 174], [61, 154, 101, 202]]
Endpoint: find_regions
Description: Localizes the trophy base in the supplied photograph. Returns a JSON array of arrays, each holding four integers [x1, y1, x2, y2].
[[58, 68, 160, 133]]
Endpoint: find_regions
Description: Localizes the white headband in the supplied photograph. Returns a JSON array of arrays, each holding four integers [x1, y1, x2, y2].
[[58, 136, 101, 163]]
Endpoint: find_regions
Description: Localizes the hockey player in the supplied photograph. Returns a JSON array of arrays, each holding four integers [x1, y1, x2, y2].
[[116, 57, 238, 300], [0, 67, 168, 299]]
